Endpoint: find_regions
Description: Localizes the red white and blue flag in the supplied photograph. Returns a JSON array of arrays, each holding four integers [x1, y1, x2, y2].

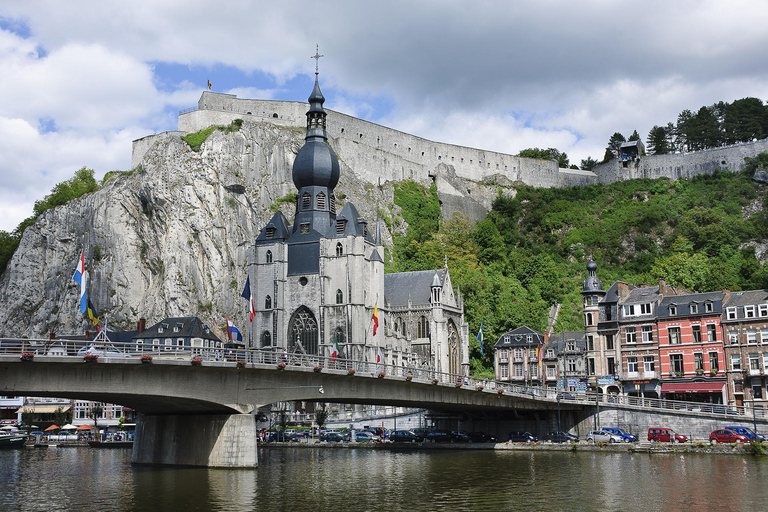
[[226, 317, 243, 342], [72, 251, 87, 314], [241, 275, 255, 322]]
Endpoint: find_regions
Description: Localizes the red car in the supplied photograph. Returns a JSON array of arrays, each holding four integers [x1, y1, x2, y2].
[[710, 429, 750, 444]]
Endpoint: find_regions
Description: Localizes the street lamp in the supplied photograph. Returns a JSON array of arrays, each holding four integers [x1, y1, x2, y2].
[[752, 389, 758, 438]]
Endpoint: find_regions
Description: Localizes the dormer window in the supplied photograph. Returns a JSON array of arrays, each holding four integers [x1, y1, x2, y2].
[[302, 192, 311, 210], [690, 303, 698, 314], [705, 302, 714, 313], [669, 305, 677, 316], [336, 220, 346, 235], [316, 192, 326, 210], [265, 227, 275, 239]]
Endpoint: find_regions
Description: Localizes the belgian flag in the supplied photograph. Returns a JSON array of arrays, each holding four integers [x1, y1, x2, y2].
[[86, 299, 100, 331]]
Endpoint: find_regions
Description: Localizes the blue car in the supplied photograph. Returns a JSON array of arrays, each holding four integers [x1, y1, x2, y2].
[[601, 427, 636, 443], [724, 426, 765, 442]]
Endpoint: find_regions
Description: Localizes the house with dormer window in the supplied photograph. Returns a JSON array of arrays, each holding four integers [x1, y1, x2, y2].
[[132, 316, 222, 359]]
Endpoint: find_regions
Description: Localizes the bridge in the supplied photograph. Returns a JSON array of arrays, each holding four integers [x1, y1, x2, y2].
[[2, 339, 767, 467]]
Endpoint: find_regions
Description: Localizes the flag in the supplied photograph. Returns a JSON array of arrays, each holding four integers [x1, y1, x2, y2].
[[372, 303, 379, 336], [86, 299, 100, 331], [72, 251, 87, 314], [330, 334, 341, 361], [241, 276, 255, 322], [207, 79, 211, 90], [226, 317, 242, 342], [537, 341, 542, 374], [376, 347, 384, 372], [477, 323, 484, 356]]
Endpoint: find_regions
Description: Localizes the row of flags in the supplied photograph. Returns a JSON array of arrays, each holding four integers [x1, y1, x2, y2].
[[72, 251, 100, 331]]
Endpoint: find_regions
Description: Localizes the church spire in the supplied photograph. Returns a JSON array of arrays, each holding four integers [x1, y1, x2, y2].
[[306, 45, 327, 140]]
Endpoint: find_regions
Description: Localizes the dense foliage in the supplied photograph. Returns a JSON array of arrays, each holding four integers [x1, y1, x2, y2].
[[388, 168, 768, 377], [0, 167, 99, 274], [181, 119, 243, 151]]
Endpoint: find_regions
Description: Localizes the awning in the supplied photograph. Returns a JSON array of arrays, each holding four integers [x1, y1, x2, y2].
[[660, 382, 725, 394], [16, 405, 72, 414]]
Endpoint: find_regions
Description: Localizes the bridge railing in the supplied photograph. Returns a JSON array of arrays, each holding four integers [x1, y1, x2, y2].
[[1, 338, 751, 417]]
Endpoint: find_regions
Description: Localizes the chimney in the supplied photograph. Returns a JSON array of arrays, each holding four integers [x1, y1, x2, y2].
[[658, 279, 667, 296], [138, 318, 146, 334], [722, 290, 731, 303], [617, 282, 630, 299]]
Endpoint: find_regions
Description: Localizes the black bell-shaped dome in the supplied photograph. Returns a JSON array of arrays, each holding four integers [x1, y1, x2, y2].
[[583, 259, 603, 292], [292, 139, 340, 189]]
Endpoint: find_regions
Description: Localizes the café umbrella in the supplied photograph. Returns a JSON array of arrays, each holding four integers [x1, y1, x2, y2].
[[44, 425, 60, 432], [76, 425, 95, 430], [61, 424, 77, 430]]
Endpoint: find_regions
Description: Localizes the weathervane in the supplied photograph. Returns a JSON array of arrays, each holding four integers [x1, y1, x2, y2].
[[311, 44, 324, 76]]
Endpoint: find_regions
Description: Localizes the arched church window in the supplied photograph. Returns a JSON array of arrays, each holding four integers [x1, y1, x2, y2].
[[266, 250, 272, 263], [302, 192, 311, 210], [288, 306, 319, 355], [336, 242, 343, 257], [334, 327, 345, 345], [336, 289, 343, 304], [316, 192, 326, 210], [417, 316, 430, 339], [265, 295, 272, 309], [262, 331, 271, 347], [401, 320, 407, 338], [447, 320, 459, 376]]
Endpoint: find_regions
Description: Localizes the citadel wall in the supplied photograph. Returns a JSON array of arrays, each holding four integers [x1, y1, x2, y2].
[[133, 91, 768, 191]]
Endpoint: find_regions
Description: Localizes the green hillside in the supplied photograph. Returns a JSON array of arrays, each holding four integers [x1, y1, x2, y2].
[[387, 158, 768, 378]]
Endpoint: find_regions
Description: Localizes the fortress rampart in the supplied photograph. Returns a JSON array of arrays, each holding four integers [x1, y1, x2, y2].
[[132, 91, 768, 190]]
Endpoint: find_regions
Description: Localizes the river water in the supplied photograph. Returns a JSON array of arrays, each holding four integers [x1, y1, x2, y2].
[[2, 446, 768, 511]]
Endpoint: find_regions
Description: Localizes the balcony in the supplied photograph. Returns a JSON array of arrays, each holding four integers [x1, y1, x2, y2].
[[643, 371, 657, 379]]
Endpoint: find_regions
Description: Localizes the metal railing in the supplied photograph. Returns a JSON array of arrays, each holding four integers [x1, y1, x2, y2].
[[0, 338, 753, 417]]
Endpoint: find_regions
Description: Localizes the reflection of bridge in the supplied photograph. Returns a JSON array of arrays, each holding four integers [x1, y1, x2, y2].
[[3, 339, 767, 467]]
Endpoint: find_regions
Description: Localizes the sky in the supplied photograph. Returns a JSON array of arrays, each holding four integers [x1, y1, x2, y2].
[[1, 0, 767, 232]]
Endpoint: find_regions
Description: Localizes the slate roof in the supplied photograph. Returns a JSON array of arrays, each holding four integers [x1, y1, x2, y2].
[[133, 316, 221, 342], [622, 285, 662, 305], [724, 289, 768, 308], [385, 269, 443, 307], [658, 292, 724, 318], [602, 281, 634, 303], [494, 326, 545, 348], [255, 210, 291, 244]]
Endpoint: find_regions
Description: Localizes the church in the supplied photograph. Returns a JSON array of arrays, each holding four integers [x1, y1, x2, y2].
[[244, 73, 469, 376]]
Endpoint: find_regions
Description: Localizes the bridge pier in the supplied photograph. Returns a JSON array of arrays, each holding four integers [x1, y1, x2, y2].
[[132, 413, 257, 468]]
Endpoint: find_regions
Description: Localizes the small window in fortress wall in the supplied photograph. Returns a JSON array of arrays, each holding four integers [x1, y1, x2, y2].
[[359, 134, 363, 139], [272, 113, 278, 118], [341, 128, 344, 133], [438, 156, 442, 160], [496, 164, 499, 169], [505, 166, 508, 171], [451, 157, 454, 162], [394, 143, 397, 148], [461, 158, 464, 163], [408, 147, 411, 152]]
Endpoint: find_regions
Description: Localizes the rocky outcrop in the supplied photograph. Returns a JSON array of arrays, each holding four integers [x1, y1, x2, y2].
[[0, 120, 504, 338]]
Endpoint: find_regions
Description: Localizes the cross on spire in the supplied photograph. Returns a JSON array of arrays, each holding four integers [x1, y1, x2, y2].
[[311, 44, 324, 76]]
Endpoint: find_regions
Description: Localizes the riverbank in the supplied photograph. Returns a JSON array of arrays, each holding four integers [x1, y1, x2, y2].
[[263, 440, 766, 456]]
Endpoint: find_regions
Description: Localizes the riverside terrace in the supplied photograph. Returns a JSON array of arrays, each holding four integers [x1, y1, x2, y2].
[[2, 339, 768, 467]]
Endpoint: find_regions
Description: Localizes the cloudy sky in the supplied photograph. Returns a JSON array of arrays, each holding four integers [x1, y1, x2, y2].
[[1, 0, 767, 232]]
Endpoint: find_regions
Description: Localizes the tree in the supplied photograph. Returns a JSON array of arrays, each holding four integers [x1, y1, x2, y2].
[[518, 147, 569, 168], [675, 109, 695, 151], [314, 402, 329, 429], [628, 130, 641, 142], [607, 132, 626, 152], [580, 157, 599, 171], [723, 97, 768, 144], [692, 106, 722, 149], [646, 125, 670, 155], [89, 402, 104, 432]]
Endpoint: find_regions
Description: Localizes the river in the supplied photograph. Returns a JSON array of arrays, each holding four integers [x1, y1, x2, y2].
[[2, 446, 768, 511]]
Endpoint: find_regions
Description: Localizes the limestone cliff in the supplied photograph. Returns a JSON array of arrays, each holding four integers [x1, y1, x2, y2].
[[0, 120, 503, 338]]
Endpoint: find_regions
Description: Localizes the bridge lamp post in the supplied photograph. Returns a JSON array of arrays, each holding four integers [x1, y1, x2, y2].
[[752, 388, 758, 438]]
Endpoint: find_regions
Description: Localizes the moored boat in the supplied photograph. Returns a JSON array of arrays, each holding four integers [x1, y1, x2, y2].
[[0, 433, 28, 448]]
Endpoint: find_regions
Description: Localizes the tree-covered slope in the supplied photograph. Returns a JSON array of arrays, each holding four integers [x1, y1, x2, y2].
[[388, 162, 768, 378]]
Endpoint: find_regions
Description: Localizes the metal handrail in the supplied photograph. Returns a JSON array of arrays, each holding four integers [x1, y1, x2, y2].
[[1, 338, 752, 417]]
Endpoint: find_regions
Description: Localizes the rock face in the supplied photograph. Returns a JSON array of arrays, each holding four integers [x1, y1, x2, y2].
[[0, 120, 504, 338]]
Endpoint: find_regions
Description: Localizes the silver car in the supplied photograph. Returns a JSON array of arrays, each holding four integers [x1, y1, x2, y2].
[[586, 430, 623, 443]]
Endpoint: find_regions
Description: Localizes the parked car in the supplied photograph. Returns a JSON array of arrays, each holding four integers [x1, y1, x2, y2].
[[543, 431, 579, 443], [468, 432, 498, 443], [450, 430, 470, 443], [601, 427, 636, 443], [710, 429, 749, 444], [586, 430, 622, 443], [508, 431, 538, 443], [351, 431, 378, 443], [320, 432, 344, 442], [267, 432, 294, 442], [426, 430, 453, 443], [389, 430, 424, 443], [648, 428, 687, 443], [556, 392, 576, 400], [723, 426, 765, 442]]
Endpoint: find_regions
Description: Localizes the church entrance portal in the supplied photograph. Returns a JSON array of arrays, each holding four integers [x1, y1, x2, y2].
[[288, 306, 319, 356]]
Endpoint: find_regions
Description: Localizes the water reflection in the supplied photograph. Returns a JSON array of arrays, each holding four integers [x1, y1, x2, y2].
[[2, 447, 768, 511]]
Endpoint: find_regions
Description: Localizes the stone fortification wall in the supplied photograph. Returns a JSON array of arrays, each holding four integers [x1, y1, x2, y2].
[[172, 92, 594, 190], [131, 131, 186, 170], [593, 138, 768, 184]]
